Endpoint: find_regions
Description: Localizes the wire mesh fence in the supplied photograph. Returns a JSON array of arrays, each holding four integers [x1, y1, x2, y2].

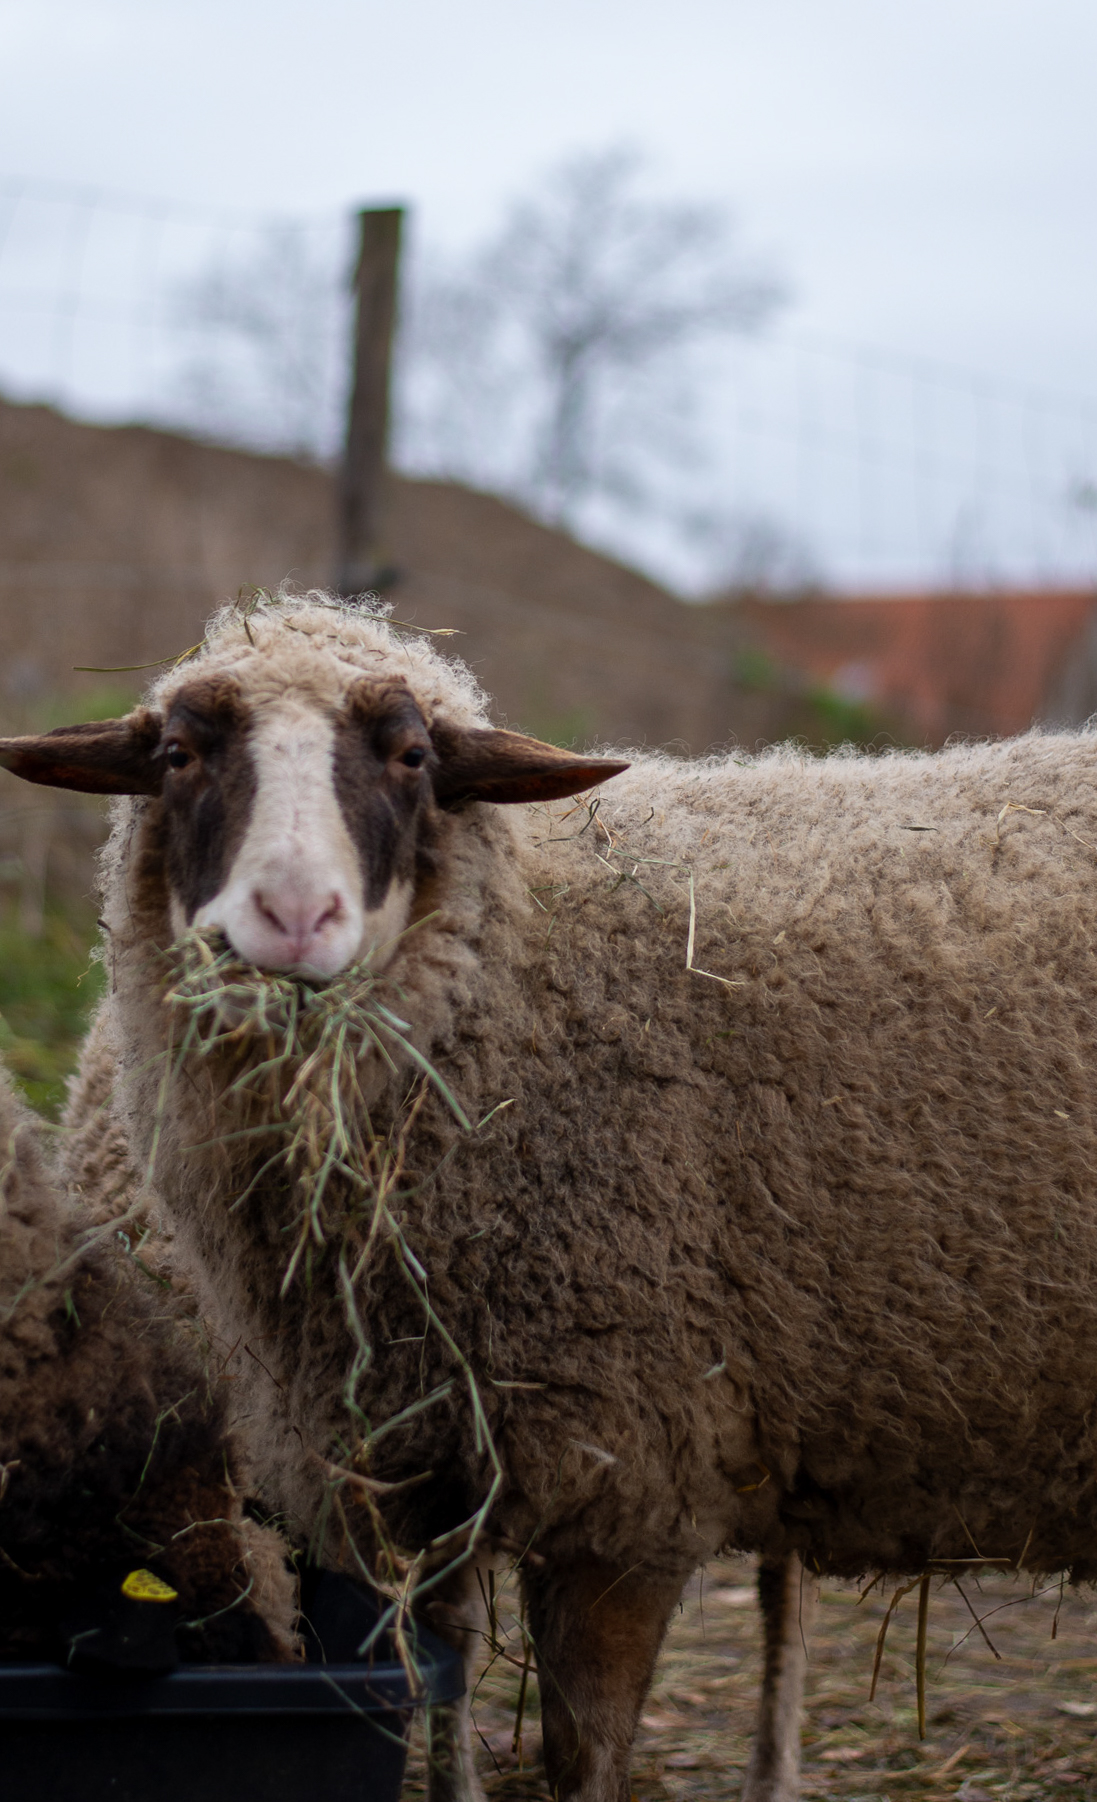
[[712, 333, 1097, 592], [2, 173, 1096, 594], [0, 176, 350, 454]]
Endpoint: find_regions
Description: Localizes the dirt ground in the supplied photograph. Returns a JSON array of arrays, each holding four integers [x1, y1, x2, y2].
[[403, 1555, 1097, 1800]]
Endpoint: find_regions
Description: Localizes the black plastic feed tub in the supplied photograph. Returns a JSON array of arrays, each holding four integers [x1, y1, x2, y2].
[[0, 1576, 463, 1802]]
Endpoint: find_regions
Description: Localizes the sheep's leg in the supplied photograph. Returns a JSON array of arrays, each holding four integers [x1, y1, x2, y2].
[[421, 1558, 490, 1802], [523, 1553, 684, 1802], [742, 1551, 818, 1802]]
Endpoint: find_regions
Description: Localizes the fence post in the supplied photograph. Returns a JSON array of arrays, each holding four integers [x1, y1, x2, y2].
[[335, 206, 404, 596]]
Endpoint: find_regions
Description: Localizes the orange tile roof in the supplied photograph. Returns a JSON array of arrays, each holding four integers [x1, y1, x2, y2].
[[733, 589, 1097, 743]]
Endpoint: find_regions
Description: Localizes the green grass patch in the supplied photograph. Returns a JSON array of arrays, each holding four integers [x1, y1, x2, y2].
[[0, 904, 102, 1118]]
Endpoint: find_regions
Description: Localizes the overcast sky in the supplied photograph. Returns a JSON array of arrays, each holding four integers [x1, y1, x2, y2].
[[2, 0, 1093, 389], [1, 0, 1095, 587]]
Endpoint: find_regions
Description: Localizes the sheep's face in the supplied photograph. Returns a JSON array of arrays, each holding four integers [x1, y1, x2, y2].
[[159, 675, 434, 976], [0, 667, 628, 978]]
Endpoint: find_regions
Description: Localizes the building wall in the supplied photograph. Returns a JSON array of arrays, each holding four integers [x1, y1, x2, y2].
[[718, 589, 1097, 746]]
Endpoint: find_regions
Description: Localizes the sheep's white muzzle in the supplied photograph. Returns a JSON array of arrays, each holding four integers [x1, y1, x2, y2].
[[190, 868, 412, 977], [197, 870, 361, 977]]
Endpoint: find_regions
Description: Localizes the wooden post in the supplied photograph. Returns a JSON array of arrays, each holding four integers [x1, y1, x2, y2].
[[336, 206, 404, 596]]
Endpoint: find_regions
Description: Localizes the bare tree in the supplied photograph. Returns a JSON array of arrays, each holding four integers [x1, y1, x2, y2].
[[397, 149, 786, 531], [688, 505, 822, 597], [170, 221, 348, 460], [162, 153, 789, 587]]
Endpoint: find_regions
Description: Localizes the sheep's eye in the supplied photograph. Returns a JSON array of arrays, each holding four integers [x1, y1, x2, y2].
[[165, 744, 192, 771], [399, 747, 427, 769]]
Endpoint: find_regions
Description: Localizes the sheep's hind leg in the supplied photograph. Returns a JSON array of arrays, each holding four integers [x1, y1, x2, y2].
[[742, 1551, 818, 1802], [523, 1553, 685, 1802]]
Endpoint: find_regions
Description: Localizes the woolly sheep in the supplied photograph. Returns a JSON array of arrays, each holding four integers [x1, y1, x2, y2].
[[6, 593, 1097, 1798], [0, 1059, 296, 1665]]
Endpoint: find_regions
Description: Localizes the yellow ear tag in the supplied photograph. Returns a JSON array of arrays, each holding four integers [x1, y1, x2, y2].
[[121, 1569, 178, 1603]]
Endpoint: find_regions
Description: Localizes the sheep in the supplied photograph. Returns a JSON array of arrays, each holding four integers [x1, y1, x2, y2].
[[6, 591, 1097, 1797], [0, 1057, 297, 1665]]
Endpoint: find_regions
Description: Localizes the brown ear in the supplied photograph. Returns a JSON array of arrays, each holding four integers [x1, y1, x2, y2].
[[0, 711, 164, 796], [431, 724, 629, 806]]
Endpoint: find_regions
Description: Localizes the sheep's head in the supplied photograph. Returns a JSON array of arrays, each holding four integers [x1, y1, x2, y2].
[[0, 672, 627, 977]]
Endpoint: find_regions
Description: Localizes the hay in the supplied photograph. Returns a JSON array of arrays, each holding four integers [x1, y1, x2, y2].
[[160, 925, 471, 1293], [868, 1561, 1032, 1734], [156, 927, 502, 1647], [915, 1572, 931, 1739]]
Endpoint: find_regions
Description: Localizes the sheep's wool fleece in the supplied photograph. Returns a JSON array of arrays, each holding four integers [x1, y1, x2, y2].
[[78, 596, 1097, 1582], [0, 1064, 296, 1659]]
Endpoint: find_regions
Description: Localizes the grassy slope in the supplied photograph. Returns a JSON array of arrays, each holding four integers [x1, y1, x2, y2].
[[0, 687, 134, 1118], [0, 905, 103, 1117]]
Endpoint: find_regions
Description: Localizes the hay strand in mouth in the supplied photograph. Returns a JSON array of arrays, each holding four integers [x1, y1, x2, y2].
[[869, 1576, 921, 1702], [915, 1571, 930, 1739]]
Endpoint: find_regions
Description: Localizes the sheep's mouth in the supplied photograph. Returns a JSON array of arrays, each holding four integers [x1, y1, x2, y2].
[[161, 928, 346, 1036], [159, 926, 443, 1074], [159, 923, 470, 1137]]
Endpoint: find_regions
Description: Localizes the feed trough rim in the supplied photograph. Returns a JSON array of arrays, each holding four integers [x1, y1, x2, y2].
[[0, 1651, 465, 1720]]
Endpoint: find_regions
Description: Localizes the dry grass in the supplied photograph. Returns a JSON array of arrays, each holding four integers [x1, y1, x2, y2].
[[404, 1555, 1097, 1800], [161, 925, 472, 1292]]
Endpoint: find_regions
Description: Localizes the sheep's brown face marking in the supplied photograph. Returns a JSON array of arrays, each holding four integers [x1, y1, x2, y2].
[[159, 681, 257, 925], [332, 682, 436, 915], [168, 679, 430, 977]]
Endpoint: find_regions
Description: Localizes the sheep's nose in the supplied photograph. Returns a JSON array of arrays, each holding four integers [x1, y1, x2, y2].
[[252, 888, 344, 961]]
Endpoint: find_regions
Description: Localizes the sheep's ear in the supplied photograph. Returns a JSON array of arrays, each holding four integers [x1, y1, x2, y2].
[[0, 711, 164, 796], [431, 724, 629, 806]]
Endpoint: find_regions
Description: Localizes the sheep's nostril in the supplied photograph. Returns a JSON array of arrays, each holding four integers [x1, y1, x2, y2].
[[254, 890, 288, 934], [314, 895, 344, 933]]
